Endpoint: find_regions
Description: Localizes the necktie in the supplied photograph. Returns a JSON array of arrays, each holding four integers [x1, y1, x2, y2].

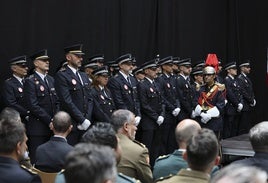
[[127, 76, 132, 86], [21, 78, 25, 85], [76, 71, 84, 85], [44, 76, 50, 89], [102, 88, 108, 98]]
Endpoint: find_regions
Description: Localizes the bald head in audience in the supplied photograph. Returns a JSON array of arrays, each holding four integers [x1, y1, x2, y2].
[[175, 119, 201, 149]]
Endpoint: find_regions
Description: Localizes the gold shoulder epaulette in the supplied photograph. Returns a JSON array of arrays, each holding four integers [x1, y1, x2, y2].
[[215, 82, 225, 91], [21, 165, 38, 175], [156, 154, 170, 161], [155, 174, 173, 182]]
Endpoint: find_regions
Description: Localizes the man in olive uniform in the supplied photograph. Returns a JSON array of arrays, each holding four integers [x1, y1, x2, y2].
[[24, 49, 59, 163], [2, 55, 29, 124], [111, 109, 153, 183], [223, 62, 243, 138], [153, 119, 201, 180], [156, 129, 220, 183], [237, 60, 256, 135]]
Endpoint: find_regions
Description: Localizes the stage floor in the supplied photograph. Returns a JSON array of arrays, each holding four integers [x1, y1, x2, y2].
[[220, 134, 254, 157]]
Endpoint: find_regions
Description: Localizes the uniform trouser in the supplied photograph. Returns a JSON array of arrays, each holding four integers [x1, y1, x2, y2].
[[142, 129, 163, 167], [223, 113, 240, 138], [67, 130, 85, 146], [238, 111, 252, 135], [160, 115, 177, 154], [28, 135, 50, 164]]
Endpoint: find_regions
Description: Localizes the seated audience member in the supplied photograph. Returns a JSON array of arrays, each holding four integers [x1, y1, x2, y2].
[[111, 109, 153, 183], [64, 143, 117, 183], [0, 107, 32, 168], [153, 119, 201, 180], [210, 164, 267, 183], [55, 122, 140, 183], [156, 128, 220, 183], [35, 111, 73, 172], [0, 107, 21, 122], [0, 115, 41, 183], [232, 121, 268, 173]]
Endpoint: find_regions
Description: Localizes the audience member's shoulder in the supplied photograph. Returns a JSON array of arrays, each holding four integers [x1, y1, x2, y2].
[[20, 165, 41, 181], [118, 173, 141, 183], [133, 139, 146, 149], [155, 174, 173, 182]]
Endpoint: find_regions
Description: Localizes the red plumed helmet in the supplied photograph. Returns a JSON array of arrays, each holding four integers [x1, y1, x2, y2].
[[205, 53, 219, 73]]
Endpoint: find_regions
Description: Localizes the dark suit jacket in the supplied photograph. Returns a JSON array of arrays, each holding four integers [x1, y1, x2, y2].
[[90, 86, 115, 120], [55, 67, 93, 128], [237, 73, 255, 111], [175, 74, 196, 119], [107, 72, 141, 116], [157, 74, 180, 112], [232, 152, 268, 173], [224, 75, 243, 115], [0, 156, 41, 183], [137, 78, 165, 130], [2, 76, 28, 117], [24, 73, 59, 135], [35, 136, 73, 172]]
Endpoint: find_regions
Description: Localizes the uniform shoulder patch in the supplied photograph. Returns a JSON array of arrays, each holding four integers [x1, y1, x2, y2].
[[21, 165, 38, 175], [215, 82, 225, 91], [6, 77, 12, 81], [155, 154, 170, 161], [155, 174, 173, 182], [133, 140, 146, 148], [118, 173, 141, 183], [28, 74, 35, 79]]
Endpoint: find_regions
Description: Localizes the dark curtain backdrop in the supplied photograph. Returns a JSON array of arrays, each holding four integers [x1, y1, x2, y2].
[[0, 0, 267, 122]]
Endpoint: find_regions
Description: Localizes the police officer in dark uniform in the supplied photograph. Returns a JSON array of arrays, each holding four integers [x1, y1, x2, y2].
[[24, 49, 59, 163], [107, 54, 141, 125], [192, 66, 225, 138], [223, 62, 243, 138], [132, 66, 145, 82], [157, 56, 181, 154], [237, 60, 256, 135], [137, 60, 166, 166], [82, 57, 100, 83], [175, 58, 196, 121], [2, 56, 29, 124], [55, 44, 105, 145], [0, 114, 41, 183], [88, 54, 105, 67], [90, 67, 116, 120]]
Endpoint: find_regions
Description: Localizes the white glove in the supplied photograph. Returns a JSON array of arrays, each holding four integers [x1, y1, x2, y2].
[[172, 108, 181, 117], [225, 99, 228, 105], [77, 119, 91, 130], [250, 99, 256, 107], [135, 116, 141, 126], [237, 103, 243, 112], [193, 105, 202, 117], [200, 112, 211, 124], [156, 116, 164, 126], [206, 107, 220, 118]]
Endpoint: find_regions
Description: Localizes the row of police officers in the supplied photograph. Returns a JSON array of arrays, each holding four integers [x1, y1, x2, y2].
[[2, 44, 256, 166]]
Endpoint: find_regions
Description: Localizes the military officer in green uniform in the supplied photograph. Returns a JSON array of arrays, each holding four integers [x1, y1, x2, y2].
[[111, 109, 153, 183], [153, 119, 201, 180], [156, 129, 220, 183]]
